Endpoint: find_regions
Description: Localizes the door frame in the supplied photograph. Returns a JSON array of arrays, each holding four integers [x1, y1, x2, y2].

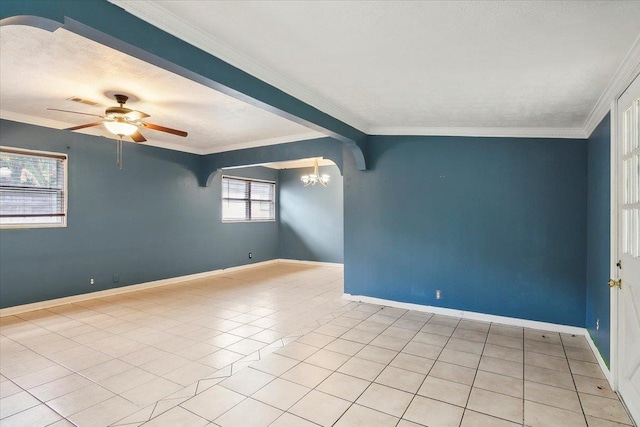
[[609, 72, 640, 394], [609, 98, 619, 390]]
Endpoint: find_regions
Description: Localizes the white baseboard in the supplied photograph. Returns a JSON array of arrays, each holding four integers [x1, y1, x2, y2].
[[344, 293, 612, 381], [278, 259, 343, 268], [2, 263, 612, 387], [0, 259, 343, 317], [584, 331, 612, 384], [343, 294, 588, 336], [0, 260, 280, 317]]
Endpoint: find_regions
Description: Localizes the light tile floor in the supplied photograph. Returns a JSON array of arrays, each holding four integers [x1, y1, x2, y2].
[[0, 263, 635, 427]]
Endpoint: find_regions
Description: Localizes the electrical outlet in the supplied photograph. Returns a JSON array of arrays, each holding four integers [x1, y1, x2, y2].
[[436, 290, 442, 300], [90, 278, 94, 285], [248, 252, 253, 259], [596, 318, 600, 331], [113, 275, 120, 283]]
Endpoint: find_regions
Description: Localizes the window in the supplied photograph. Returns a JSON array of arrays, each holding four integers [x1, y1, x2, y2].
[[0, 147, 67, 228], [222, 175, 275, 222]]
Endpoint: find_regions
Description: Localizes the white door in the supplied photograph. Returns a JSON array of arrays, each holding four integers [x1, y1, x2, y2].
[[616, 72, 640, 423]]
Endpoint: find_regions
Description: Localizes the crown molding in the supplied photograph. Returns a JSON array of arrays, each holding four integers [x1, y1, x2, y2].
[[1, 111, 324, 156], [368, 126, 587, 139], [94, 1, 640, 141], [583, 34, 640, 138], [0, 110, 206, 155], [108, 0, 371, 134]]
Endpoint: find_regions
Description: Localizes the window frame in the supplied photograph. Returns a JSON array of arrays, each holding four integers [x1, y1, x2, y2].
[[221, 174, 276, 223], [0, 146, 68, 229]]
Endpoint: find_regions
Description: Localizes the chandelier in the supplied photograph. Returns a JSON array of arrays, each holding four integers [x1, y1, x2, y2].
[[301, 158, 330, 186]]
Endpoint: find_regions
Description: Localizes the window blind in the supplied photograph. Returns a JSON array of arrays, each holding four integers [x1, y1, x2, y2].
[[222, 176, 275, 222], [0, 149, 67, 226]]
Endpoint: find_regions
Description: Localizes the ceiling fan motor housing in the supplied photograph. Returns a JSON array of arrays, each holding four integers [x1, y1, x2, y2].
[[105, 106, 133, 118], [107, 94, 133, 118], [52, 92, 187, 143], [114, 94, 129, 105]]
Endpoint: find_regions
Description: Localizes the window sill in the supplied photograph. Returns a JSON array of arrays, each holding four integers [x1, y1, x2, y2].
[[0, 222, 67, 230], [222, 219, 276, 223]]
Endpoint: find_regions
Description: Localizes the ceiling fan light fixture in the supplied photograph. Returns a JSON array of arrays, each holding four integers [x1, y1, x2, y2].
[[104, 117, 137, 136]]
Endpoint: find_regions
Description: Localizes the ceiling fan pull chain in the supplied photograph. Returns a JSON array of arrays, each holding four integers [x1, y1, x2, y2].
[[116, 137, 123, 170]]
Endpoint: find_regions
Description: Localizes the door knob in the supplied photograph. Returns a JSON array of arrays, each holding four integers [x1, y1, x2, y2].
[[608, 279, 622, 289]]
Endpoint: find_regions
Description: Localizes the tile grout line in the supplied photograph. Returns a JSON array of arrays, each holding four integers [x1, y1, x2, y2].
[[457, 321, 491, 427], [135, 293, 364, 425], [298, 304, 388, 426], [562, 332, 595, 427], [264, 304, 416, 426], [2, 377, 71, 426], [0, 268, 344, 427], [387, 313, 458, 426], [1, 266, 625, 427], [322, 304, 413, 426]]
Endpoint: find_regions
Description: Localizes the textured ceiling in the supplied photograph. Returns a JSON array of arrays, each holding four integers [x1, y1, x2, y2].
[[261, 157, 335, 170], [3, 2, 640, 155], [113, 0, 640, 136], [0, 25, 322, 154]]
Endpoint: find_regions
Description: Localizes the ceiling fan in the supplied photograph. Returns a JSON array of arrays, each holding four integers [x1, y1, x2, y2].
[[48, 94, 188, 143], [49, 94, 188, 168]]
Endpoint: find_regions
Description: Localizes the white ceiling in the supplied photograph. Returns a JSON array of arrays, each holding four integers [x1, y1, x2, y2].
[[2, 2, 639, 155], [261, 157, 336, 170], [113, 0, 640, 138], [0, 25, 322, 154]]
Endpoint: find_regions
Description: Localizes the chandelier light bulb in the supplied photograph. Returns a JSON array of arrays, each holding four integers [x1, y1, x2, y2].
[[300, 159, 330, 187]]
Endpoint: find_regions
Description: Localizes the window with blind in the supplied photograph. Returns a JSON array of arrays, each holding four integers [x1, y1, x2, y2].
[[222, 175, 275, 222], [0, 147, 67, 228]]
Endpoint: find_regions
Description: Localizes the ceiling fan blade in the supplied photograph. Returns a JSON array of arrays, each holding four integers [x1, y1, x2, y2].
[[64, 122, 103, 131], [48, 108, 104, 118], [130, 131, 147, 143], [124, 110, 150, 120], [141, 122, 188, 137]]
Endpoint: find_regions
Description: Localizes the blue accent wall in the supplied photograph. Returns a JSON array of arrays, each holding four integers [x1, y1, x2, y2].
[[0, 120, 278, 308], [0, 0, 613, 332], [586, 113, 611, 364], [1, 119, 604, 332], [344, 135, 588, 327], [278, 165, 344, 263]]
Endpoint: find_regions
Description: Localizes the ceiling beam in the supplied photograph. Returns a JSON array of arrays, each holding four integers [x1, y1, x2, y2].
[[0, 0, 368, 169], [200, 137, 344, 187]]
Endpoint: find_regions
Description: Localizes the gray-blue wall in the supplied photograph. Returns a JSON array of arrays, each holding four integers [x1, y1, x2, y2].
[[344, 135, 588, 327], [278, 165, 344, 263], [586, 114, 611, 364], [0, 120, 278, 308], [0, 1, 612, 332], [0, 120, 605, 332]]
